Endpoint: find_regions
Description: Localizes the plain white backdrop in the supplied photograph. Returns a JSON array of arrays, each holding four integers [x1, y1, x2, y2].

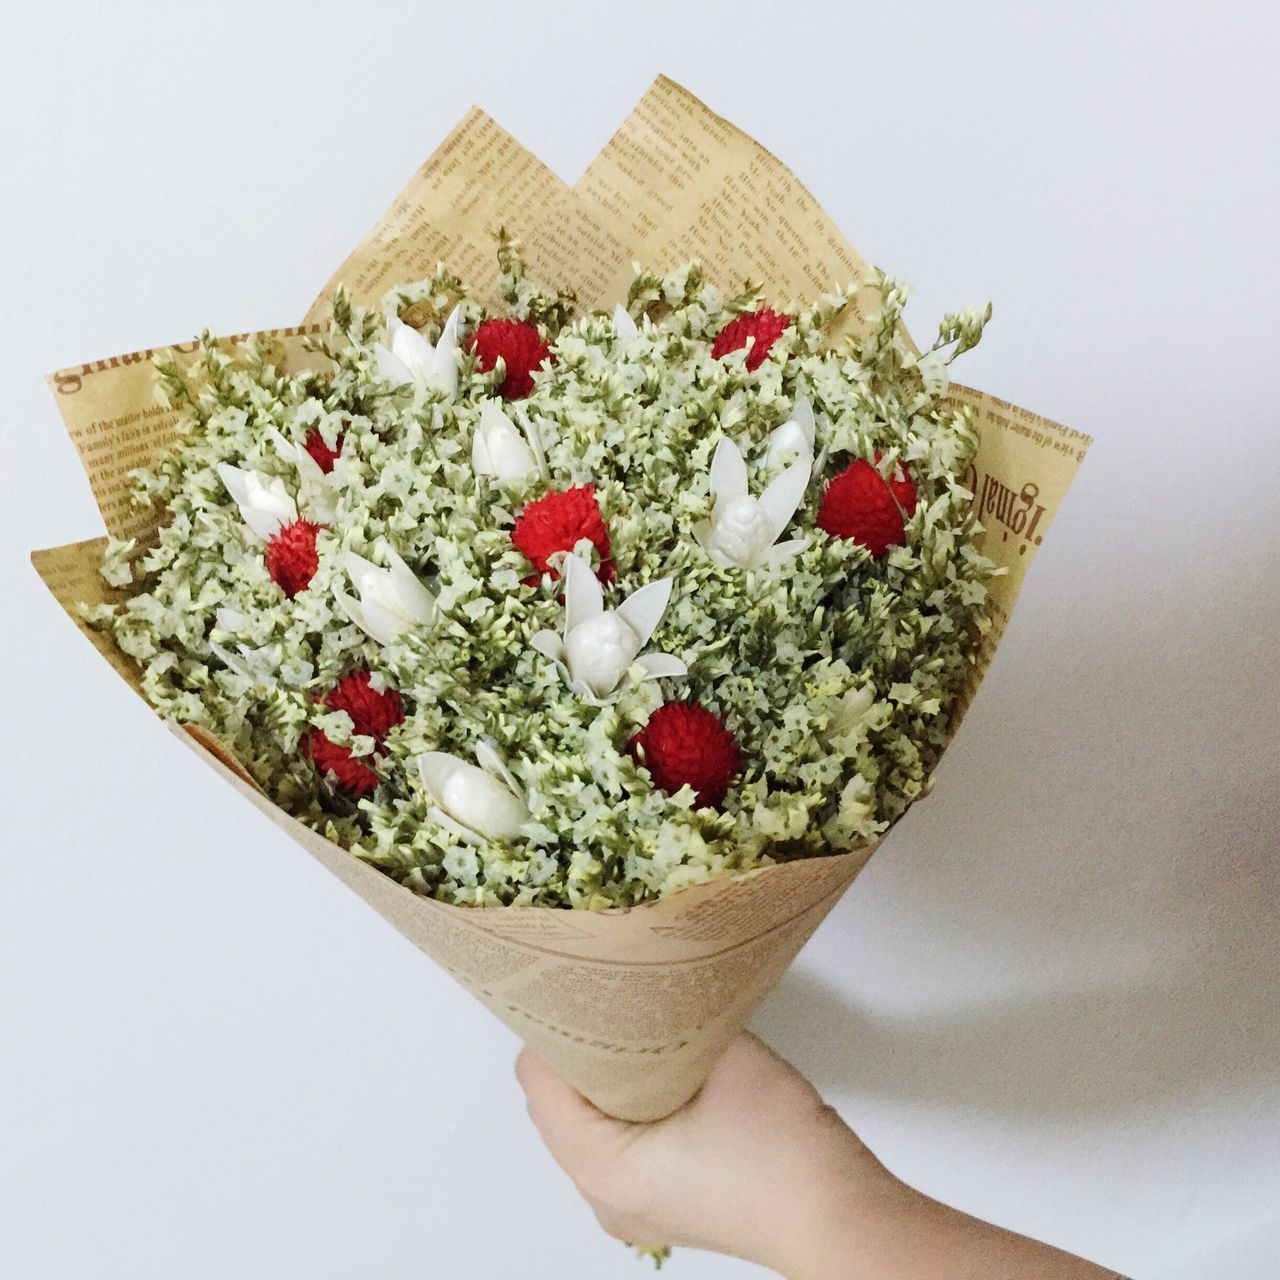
[[3, 3, 1278, 1277]]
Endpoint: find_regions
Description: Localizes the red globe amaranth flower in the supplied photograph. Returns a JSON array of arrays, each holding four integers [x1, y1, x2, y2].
[[303, 428, 343, 474], [711, 308, 792, 372], [264, 519, 324, 598], [512, 485, 614, 581], [323, 670, 405, 741], [470, 318, 552, 399], [307, 670, 405, 796], [628, 702, 741, 809], [817, 454, 918, 558]]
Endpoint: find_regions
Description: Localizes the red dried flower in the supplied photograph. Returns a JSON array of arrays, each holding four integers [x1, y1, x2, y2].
[[711, 308, 792, 372], [512, 485, 614, 581], [303, 428, 343, 474], [264, 518, 324, 598], [470, 318, 552, 399], [629, 702, 741, 809], [307, 670, 405, 796], [817, 454, 917, 558]]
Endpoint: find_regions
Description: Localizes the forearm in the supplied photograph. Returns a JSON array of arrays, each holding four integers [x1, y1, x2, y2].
[[772, 1151, 1118, 1280]]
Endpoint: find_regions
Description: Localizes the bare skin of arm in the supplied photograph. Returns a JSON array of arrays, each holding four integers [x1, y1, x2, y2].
[[516, 1033, 1121, 1280]]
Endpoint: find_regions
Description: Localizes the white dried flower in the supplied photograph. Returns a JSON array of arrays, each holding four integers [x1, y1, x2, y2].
[[612, 303, 639, 340], [215, 463, 296, 540], [530, 552, 686, 701], [335, 548, 436, 647], [764, 396, 816, 469], [695, 437, 810, 569], [268, 428, 342, 523], [471, 400, 541, 486], [374, 305, 462, 397], [419, 742, 528, 844]]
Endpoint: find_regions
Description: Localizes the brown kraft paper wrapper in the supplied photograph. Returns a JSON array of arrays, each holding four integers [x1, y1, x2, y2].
[[32, 77, 1091, 1121]]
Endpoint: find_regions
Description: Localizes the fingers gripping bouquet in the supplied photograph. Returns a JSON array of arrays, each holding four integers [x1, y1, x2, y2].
[[96, 249, 993, 910], [35, 79, 1089, 1128]]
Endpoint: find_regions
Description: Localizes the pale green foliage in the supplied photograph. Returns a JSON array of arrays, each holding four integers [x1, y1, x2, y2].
[[100, 536, 139, 588], [93, 251, 995, 908]]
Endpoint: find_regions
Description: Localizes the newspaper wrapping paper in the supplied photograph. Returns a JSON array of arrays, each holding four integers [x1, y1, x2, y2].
[[32, 77, 1090, 1121]]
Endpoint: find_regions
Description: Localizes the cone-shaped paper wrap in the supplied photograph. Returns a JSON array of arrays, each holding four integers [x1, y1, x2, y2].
[[32, 78, 1091, 1121]]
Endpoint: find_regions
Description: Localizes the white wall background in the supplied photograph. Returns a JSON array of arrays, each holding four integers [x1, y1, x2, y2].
[[3, 3, 1277, 1277]]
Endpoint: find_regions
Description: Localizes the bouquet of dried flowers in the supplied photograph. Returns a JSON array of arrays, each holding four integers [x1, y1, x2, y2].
[[88, 244, 994, 911]]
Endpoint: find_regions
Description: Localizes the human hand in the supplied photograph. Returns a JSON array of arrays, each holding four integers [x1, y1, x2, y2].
[[515, 1032, 900, 1274], [516, 1032, 1122, 1279]]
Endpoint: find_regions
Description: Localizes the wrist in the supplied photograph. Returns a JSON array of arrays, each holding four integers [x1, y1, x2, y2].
[[759, 1134, 915, 1280]]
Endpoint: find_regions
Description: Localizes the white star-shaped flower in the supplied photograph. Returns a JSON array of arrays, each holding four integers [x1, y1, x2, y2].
[[373, 305, 462, 398], [419, 743, 528, 844], [471, 400, 544, 486], [334, 548, 436, 647], [612, 303, 639, 340], [215, 463, 297, 541], [763, 396, 813, 467], [530, 553, 686, 702], [695, 436, 810, 570], [268, 427, 343, 523]]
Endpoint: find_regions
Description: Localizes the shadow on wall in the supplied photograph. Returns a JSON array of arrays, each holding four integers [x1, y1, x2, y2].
[[753, 495, 1280, 1129], [755, 957, 1280, 1125]]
